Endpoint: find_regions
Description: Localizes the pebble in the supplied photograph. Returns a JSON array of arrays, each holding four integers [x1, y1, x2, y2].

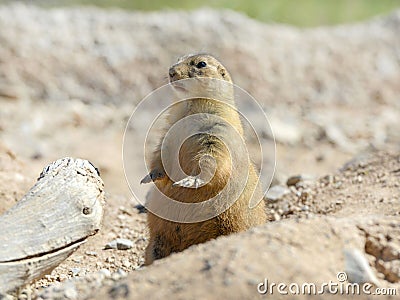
[[44, 275, 53, 280], [344, 248, 380, 286], [70, 267, 81, 276], [334, 181, 343, 188], [105, 256, 115, 263], [281, 202, 290, 215], [122, 259, 131, 268], [104, 238, 134, 250], [286, 175, 302, 186], [85, 251, 98, 256], [273, 213, 281, 221], [117, 269, 127, 277], [300, 191, 309, 201], [112, 269, 128, 280], [71, 256, 82, 263], [301, 205, 309, 211], [117, 214, 127, 221], [99, 268, 111, 278], [321, 175, 333, 185], [58, 274, 68, 282], [266, 185, 290, 201], [119, 206, 132, 215]]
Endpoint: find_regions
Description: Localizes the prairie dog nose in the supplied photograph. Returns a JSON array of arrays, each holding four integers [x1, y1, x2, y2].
[[169, 67, 177, 79]]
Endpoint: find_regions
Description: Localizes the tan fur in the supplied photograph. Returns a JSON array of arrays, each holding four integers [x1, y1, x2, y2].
[[144, 54, 266, 265]]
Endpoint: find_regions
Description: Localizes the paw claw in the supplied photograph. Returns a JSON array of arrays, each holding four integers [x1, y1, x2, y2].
[[140, 169, 165, 184], [140, 174, 152, 184], [173, 176, 205, 188]]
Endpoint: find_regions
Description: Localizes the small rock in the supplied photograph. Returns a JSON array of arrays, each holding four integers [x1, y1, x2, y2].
[[117, 214, 127, 221], [266, 185, 290, 201], [334, 181, 343, 188], [119, 206, 132, 215], [58, 274, 68, 282], [105, 238, 134, 250], [44, 274, 53, 280], [321, 174, 333, 186], [122, 259, 131, 268], [286, 175, 302, 186], [85, 251, 98, 256], [99, 268, 111, 278], [365, 237, 381, 258], [281, 202, 290, 215], [305, 212, 314, 219], [112, 269, 128, 281], [70, 267, 80, 276], [71, 256, 82, 263], [117, 269, 127, 277], [273, 213, 281, 221], [344, 248, 380, 286], [300, 191, 309, 201], [105, 256, 115, 263], [292, 206, 301, 212], [301, 205, 309, 211]]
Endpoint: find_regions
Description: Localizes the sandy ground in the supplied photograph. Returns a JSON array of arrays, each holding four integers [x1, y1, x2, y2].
[[0, 4, 399, 299]]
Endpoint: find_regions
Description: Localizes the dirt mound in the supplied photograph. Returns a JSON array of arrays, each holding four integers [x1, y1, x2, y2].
[[267, 151, 400, 220]]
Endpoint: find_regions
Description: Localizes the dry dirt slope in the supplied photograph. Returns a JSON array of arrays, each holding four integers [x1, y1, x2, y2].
[[31, 151, 399, 299]]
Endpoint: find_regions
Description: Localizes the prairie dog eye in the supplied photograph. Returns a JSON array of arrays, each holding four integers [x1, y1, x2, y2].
[[196, 61, 207, 68]]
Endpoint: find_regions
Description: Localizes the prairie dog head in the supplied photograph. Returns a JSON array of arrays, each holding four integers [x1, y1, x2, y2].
[[169, 54, 232, 83]]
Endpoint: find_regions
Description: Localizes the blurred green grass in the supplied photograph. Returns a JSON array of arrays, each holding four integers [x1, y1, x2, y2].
[[2, 0, 400, 26]]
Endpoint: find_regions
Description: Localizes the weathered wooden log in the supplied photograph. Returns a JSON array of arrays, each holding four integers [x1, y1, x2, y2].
[[0, 157, 104, 294]]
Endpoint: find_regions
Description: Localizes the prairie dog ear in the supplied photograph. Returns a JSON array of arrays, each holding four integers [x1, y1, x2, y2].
[[217, 65, 231, 81]]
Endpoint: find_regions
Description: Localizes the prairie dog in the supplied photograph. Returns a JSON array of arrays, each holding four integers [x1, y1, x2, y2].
[[142, 54, 266, 265]]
